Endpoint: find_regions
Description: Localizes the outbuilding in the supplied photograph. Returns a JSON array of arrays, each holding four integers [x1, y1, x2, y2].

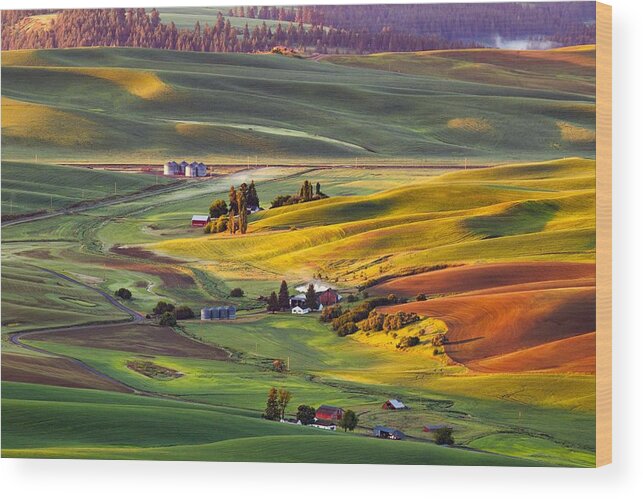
[[382, 399, 407, 410], [291, 306, 311, 315], [315, 405, 344, 422], [373, 426, 405, 440], [319, 288, 341, 306], [289, 294, 307, 308], [191, 215, 210, 227]]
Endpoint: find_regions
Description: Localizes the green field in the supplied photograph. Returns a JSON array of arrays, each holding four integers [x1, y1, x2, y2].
[[2, 46, 594, 164], [1, 160, 175, 216]]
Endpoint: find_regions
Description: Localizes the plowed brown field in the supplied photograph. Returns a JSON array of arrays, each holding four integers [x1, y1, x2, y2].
[[27, 323, 229, 360], [2, 352, 131, 392], [377, 262, 596, 374]]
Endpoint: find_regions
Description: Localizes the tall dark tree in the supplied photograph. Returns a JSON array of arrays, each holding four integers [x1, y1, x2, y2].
[[315, 182, 321, 195], [278, 280, 290, 310], [228, 185, 237, 234], [247, 180, 260, 210], [304, 283, 318, 310], [264, 387, 280, 420], [237, 184, 248, 234], [267, 291, 280, 313], [277, 388, 292, 420], [296, 404, 316, 425]]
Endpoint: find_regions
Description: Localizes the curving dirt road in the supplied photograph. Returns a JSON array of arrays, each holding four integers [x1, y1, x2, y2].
[[8, 267, 145, 394]]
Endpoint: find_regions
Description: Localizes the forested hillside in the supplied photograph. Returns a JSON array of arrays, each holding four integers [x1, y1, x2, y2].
[[2, 3, 596, 54]]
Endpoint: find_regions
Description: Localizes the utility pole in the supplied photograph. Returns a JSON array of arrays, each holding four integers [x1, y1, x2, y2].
[[287, 356, 290, 371], [114, 181, 117, 195]]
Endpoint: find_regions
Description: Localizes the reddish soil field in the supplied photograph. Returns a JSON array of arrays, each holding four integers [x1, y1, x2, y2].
[[381, 285, 596, 374], [28, 323, 229, 360], [2, 352, 131, 392], [469, 332, 596, 374], [371, 262, 595, 297]]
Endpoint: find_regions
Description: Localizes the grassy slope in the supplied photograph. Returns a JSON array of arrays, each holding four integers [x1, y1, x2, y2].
[[153, 158, 595, 285], [1, 160, 173, 215], [2, 46, 594, 164]]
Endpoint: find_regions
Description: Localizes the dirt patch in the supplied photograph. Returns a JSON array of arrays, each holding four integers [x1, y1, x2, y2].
[[127, 360, 183, 379], [111, 245, 184, 264], [16, 248, 53, 260], [381, 285, 596, 374], [27, 323, 229, 360], [2, 352, 131, 393], [106, 260, 195, 288], [370, 262, 595, 297]]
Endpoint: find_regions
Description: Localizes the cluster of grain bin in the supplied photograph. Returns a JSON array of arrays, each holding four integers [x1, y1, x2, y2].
[[200, 306, 236, 320], [164, 160, 207, 177]]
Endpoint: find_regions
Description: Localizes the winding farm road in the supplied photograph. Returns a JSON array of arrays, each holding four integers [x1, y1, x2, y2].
[[8, 267, 146, 394]]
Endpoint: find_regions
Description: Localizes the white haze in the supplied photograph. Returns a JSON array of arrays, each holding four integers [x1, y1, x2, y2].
[[492, 35, 561, 50]]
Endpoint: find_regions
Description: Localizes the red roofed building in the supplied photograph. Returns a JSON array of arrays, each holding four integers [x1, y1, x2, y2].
[[191, 215, 210, 227], [315, 405, 344, 421], [319, 289, 341, 307]]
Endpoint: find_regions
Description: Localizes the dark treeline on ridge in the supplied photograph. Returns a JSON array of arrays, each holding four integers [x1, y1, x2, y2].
[[2, 3, 595, 53], [1, 8, 473, 53]]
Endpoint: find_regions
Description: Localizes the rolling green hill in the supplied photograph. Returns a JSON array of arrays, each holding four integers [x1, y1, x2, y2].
[[2, 46, 594, 165], [153, 158, 595, 284]]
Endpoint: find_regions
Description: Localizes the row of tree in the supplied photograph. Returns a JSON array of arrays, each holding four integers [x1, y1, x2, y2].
[[205, 180, 259, 235], [266, 281, 319, 313], [1, 8, 477, 53], [270, 180, 327, 208]]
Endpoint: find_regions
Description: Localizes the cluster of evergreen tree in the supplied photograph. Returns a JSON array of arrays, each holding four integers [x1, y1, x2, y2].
[[266, 280, 291, 313], [270, 180, 327, 208], [1, 8, 476, 53]]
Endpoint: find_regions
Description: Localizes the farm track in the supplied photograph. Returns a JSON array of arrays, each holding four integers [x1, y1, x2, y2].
[[1, 178, 191, 228]]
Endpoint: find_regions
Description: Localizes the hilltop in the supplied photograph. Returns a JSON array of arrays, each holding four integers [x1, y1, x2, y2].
[[2, 46, 595, 165]]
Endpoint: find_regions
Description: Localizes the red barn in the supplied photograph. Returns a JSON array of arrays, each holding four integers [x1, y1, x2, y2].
[[315, 405, 344, 421], [319, 289, 341, 307], [191, 215, 210, 227]]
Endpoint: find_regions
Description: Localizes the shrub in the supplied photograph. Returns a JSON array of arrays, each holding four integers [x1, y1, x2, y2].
[[230, 288, 244, 298], [174, 305, 195, 320], [397, 336, 420, 349], [387, 293, 398, 303], [346, 294, 357, 303], [209, 199, 228, 219], [431, 333, 447, 346], [416, 293, 427, 301], [272, 359, 285, 372], [383, 311, 420, 332], [270, 194, 293, 208], [114, 288, 132, 300], [215, 215, 228, 233], [203, 222, 213, 234], [434, 427, 454, 445], [159, 312, 177, 327], [320, 305, 343, 323], [336, 321, 358, 337], [361, 310, 386, 332], [153, 301, 175, 315]]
